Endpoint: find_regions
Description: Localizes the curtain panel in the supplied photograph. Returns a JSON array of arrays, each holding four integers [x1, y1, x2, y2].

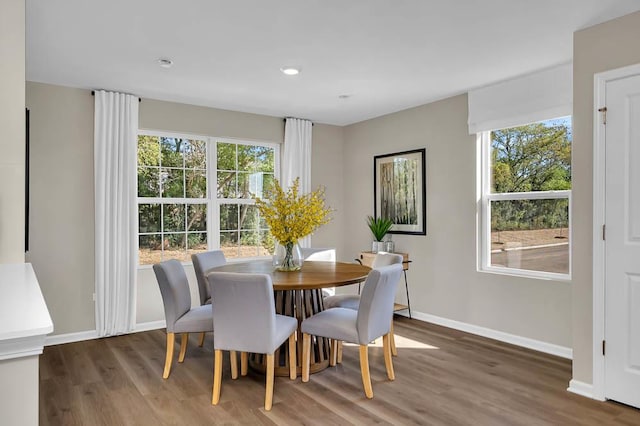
[[281, 118, 313, 248], [94, 90, 139, 336]]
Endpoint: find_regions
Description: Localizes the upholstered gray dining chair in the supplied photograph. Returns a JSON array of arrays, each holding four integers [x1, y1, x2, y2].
[[323, 252, 404, 357], [153, 259, 214, 379], [301, 263, 403, 399], [207, 272, 297, 411], [191, 250, 226, 346]]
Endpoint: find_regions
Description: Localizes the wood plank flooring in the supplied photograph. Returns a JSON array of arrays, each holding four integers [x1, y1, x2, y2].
[[40, 317, 640, 425]]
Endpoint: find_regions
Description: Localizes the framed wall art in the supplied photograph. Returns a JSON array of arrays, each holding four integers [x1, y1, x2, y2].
[[374, 148, 426, 235]]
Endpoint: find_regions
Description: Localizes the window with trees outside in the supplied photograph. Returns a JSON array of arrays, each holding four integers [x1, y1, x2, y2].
[[137, 132, 278, 265], [479, 117, 571, 279]]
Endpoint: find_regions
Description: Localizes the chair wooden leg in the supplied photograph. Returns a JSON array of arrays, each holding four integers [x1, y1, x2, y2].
[[329, 339, 337, 366], [265, 353, 275, 411], [359, 345, 373, 399], [178, 333, 189, 363], [390, 321, 398, 356], [241, 352, 248, 376], [302, 333, 311, 382], [337, 340, 343, 364], [288, 333, 297, 380], [212, 349, 223, 405], [198, 332, 206, 347], [162, 332, 175, 379], [382, 333, 395, 381], [230, 350, 238, 379]]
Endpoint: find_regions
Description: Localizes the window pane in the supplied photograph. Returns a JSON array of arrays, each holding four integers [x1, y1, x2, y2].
[[491, 117, 572, 193], [138, 167, 160, 197], [237, 172, 254, 198], [139, 203, 161, 233], [220, 231, 239, 258], [217, 142, 236, 170], [239, 205, 259, 230], [163, 204, 185, 232], [490, 198, 569, 274], [260, 231, 275, 256], [161, 137, 185, 168], [185, 170, 206, 198], [187, 204, 206, 231], [217, 171, 236, 198], [161, 168, 184, 198], [165, 233, 188, 261], [139, 234, 162, 265], [237, 145, 259, 172], [184, 139, 206, 169], [255, 146, 274, 173], [220, 204, 238, 231], [138, 135, 160, 166], [187, 232, 207, 256], [240, 230, 259, 257]]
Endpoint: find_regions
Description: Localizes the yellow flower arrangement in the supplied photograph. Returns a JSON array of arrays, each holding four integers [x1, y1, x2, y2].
[[255, 177, 331, 244], [255, 178, 331, 270]]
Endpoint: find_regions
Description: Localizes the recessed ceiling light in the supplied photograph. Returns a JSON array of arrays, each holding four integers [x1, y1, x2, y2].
[[158, 58, 173, 68], [280, 66, 300, 76]]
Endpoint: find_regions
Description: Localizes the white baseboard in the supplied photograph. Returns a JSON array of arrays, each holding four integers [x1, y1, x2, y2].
[[567, 379, 599, 400], [401, 310, 573, 359], [45, 320, 166, 347], [45, 329, 99, 346]]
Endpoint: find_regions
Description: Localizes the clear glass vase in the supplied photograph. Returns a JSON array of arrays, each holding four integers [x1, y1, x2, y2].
[[273, 241, 303, 271]]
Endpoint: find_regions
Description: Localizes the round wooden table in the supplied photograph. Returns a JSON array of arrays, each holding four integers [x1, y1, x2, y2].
[[210, 260, 370, 376]]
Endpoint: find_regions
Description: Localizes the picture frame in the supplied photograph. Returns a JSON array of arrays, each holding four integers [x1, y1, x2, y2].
[[374, 148, 426, 235]]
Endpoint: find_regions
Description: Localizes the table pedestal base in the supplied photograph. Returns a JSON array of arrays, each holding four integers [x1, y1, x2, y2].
[[249, 288, 331, 376]]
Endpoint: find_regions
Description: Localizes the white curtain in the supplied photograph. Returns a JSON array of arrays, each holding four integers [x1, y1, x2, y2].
[[94, 90, 139, 336], [467, 63, 572, 134], [281, 117, 313, 248]]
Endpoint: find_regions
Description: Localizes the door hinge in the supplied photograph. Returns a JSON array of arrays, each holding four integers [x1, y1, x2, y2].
[[598, 107, 607, 125], [602, 340, 606, 356]]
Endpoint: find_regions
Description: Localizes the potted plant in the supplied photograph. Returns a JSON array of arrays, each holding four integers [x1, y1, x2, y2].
[[367, 216, 393, 253]]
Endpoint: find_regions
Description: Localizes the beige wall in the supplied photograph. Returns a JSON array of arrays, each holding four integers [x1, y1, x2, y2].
[[0, 356, 40, 426], [0, 0, 25, 262], [342, 94, 572, 347], [572, 10, 640, 384], [25, 82, 96, 334]]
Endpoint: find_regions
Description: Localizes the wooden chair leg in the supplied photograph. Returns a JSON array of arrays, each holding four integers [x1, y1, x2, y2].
[[337, 340, 343, 364], [265, 353, 275, 411], [288, 333, 297, 380], [162, 332, 175, 379], [382, 333, 395, 380], [178, 333, 189, 363], [390, 321, 398, 356], [359, 345, 373, 399], [329, 339, 337, 366], [302, 333, 311, 382], [241, 352, 248, 376], [211, 349, 223, 405], [198, 332, 206, 347], [230, 350, 238, 379]]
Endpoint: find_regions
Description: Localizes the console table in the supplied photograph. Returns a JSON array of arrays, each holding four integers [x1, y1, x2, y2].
[[359, 251, 412, 318]]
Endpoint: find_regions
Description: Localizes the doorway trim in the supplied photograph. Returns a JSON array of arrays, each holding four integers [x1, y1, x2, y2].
[[592, 62, 640, 401]]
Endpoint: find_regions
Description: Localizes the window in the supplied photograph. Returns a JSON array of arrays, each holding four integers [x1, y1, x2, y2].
[[137, 132, 278, 265], [478, 117, 571, 279]]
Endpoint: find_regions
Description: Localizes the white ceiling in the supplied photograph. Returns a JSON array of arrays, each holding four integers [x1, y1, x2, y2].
[[26, 0, 640, 126]]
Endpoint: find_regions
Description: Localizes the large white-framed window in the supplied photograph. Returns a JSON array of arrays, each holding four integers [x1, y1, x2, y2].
[[137, 131, 279, 265], [478, 117, 572, 280]]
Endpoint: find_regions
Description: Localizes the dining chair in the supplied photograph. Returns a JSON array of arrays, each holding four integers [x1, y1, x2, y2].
[[152, 259, 214, 379], [301, 247, 336, 262], [207, 271, 297, 411], [323, 253, 404, 357], [191, 250, 226, 346], [301, 263, 403, 399]]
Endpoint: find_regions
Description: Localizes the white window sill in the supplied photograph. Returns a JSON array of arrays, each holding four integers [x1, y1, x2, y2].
[[477, 266, 571, 282]]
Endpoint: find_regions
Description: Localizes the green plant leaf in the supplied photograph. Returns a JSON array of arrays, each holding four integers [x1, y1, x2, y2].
[[367, 216, 393, 241]]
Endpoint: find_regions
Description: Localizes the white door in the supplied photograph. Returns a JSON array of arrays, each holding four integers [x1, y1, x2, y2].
[[604, 73, 640, 408]]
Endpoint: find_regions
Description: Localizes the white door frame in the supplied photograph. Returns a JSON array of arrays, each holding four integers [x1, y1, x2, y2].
[[592, 62, 640, 401]]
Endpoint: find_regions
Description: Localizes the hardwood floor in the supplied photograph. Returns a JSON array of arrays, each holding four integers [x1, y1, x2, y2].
[[40, 317, 640, 425]]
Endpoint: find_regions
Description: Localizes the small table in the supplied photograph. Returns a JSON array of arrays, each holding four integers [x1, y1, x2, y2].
[[210, 260, 370, 376], [360, 251, 412, 318]]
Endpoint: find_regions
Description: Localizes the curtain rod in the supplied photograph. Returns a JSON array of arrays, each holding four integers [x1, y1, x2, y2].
[[91, 90, 141, 102], [283, 117, 314, 126]]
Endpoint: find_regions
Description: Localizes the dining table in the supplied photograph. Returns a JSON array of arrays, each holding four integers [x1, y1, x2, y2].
[[209, 259, 371, 376]]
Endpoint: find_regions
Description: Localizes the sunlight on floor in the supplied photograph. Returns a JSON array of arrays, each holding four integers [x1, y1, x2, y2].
[[343, 335, 439, 350]]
